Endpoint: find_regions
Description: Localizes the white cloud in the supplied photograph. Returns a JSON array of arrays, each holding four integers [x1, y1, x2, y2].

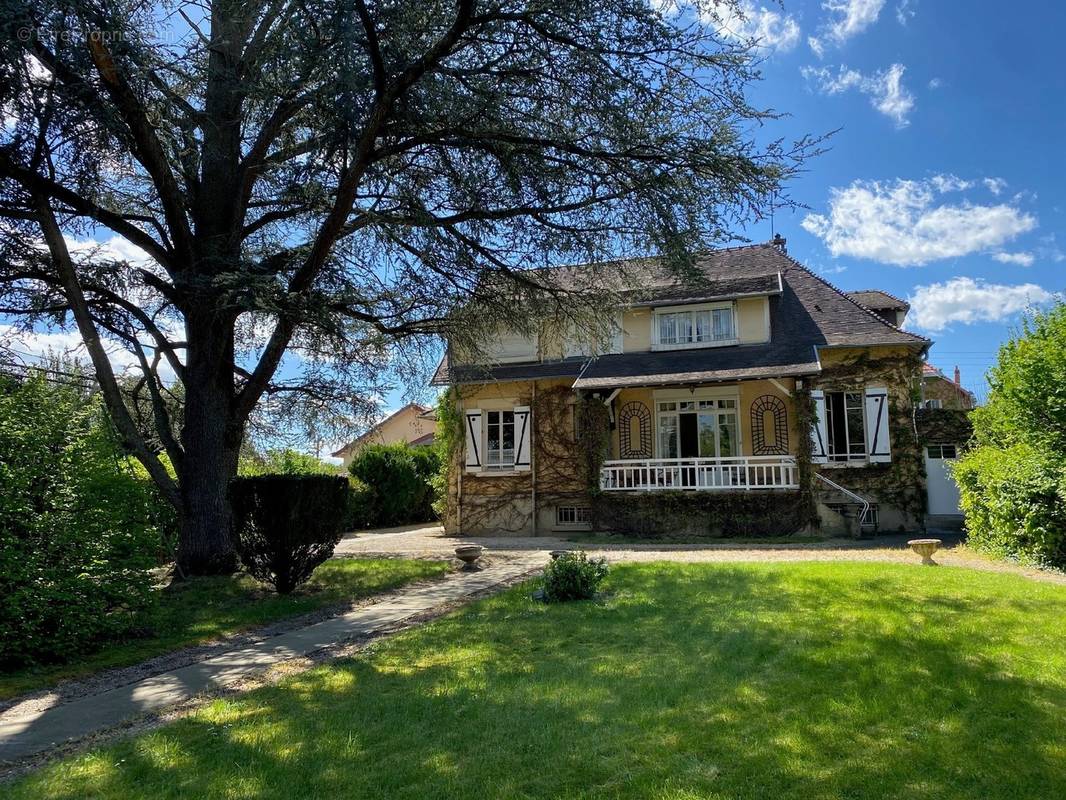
[[993, 251, 1034, 267], [809, 0, 885, 55], [0, 323, 151, 377], [928, 77, 942, 90], [908, 277, 1053, 332], [63, 234, 154, 267], [895, 0, 915, 25], [716, 2, 801, 51], [983, 177, 1008, 196], [801, 176, 1038, 266], [802, 62, 915, 127]]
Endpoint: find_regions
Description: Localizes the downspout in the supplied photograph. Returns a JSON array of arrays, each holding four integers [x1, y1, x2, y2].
[[531, 381, 537, 536]]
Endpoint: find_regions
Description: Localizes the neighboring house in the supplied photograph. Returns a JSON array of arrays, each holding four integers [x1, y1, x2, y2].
[[332, 403, 437, 470], [433, 239, 947, 537], [921, 363, 976, 410]]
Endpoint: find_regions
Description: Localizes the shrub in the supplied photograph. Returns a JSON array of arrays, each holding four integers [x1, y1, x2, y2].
[[343, 476, 375, 530], [0, 375, 162, 667], [954, 443, 1066, 569], [542, 551, 609, 602], [348, 443, 440, 527], [230, 475, 350, 593], [954, 302, 1066, 570]]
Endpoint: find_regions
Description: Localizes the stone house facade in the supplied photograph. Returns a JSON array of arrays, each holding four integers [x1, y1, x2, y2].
[[433, 241, 934, 537]]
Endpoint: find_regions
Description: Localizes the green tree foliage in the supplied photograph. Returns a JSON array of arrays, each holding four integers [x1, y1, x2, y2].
[[239, 448, 339, 477], [348, 443, 440, 527], [0, 0, 811, 574], [954, 304, 1066, 568], [0, 375, 166, 666]]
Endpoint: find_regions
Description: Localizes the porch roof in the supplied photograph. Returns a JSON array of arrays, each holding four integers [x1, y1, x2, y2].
[[570, 344, 820, 390]]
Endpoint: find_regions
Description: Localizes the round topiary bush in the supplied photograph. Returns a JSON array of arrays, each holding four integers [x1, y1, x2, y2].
[[230, 474, 350, 593]]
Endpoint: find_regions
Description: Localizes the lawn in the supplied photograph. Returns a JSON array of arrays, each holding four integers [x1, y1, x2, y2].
[[10, 562, 1066, 799], [567, 532, 828, 546], [0, 558, 450, 700]]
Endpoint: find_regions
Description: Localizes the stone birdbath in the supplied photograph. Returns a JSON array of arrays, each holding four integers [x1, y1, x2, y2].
[[908, 538, 942, 566], [454, 544, 484, 570]]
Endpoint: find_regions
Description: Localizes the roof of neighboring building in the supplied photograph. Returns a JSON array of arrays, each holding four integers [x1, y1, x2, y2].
[[408, 432, 436, 447], [922, 362, 977, 401], [845, 289, 911, 312], [433, 243, 929, 387], [331, 403, 431, 457]]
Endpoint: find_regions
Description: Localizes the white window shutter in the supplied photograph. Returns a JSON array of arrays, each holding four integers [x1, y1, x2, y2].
[[810, 390, 828, 464], [864, 387, 892, 463], [464, 409, 482, 472], [513, 405, 532, 470]]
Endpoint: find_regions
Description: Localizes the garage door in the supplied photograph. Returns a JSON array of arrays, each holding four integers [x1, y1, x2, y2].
[[925, 443, 961, 516]]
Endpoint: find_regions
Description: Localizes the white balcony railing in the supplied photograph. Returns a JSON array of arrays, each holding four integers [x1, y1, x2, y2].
[[600, 456, 799, 491]]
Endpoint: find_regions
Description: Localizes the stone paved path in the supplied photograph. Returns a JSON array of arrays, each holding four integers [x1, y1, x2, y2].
[[0, 555, 545, 764]]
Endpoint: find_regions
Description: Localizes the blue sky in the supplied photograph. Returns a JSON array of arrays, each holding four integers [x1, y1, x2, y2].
[[6, 1, 1062, 447], [720, 0, 1065, 401]]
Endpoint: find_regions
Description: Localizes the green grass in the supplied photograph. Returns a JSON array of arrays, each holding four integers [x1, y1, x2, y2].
[[567, 532, 828, 545], [0, 558, 450, 699], [10, 562, 1066, 799]]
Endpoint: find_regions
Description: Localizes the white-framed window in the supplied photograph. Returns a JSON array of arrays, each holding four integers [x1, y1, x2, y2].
[[926, 443, 958, 460], [653, 303, 736, 350], [656, 398, 738, 459], [465, 405, 531, 473], [556, 506, 591, 526], [825, 390, 867, 462], [485, 409, 515, 469], [924, 399, 943, 410]]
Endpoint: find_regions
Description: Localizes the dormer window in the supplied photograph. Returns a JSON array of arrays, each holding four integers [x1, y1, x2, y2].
[[653, 302, 736, 350]]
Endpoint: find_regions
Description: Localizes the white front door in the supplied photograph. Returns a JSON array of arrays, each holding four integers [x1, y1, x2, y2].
[[925, 443, 962, 515]]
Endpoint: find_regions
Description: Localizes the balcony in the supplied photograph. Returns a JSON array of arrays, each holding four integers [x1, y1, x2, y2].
[[600, 456, 799, 491]]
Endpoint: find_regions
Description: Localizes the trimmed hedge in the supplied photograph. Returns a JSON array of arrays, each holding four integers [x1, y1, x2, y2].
[[590, 490, 815, 538], [0, 376, 162, 667], [347, 443, 439, 528], [954, 443, 1066, 569], [230, 475, 349, 593]]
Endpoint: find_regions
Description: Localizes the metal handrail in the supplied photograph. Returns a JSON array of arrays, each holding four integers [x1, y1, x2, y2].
[[815, 472, 871, 524]]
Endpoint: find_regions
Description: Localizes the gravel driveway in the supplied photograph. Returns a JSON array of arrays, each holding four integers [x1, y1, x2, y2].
[[336, 524, 1066, 585]]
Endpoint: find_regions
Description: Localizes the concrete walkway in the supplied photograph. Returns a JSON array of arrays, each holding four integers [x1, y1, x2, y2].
[[0, 555, 545, 764]]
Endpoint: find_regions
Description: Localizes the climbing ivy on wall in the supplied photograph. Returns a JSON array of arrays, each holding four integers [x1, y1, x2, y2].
[[813, 351, 927, 527]]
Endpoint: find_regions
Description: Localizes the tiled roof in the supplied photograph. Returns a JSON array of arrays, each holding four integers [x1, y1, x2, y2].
[[572, 344, 819, 390], [846, 289, 910, 312], [433, 243, 929, 387]]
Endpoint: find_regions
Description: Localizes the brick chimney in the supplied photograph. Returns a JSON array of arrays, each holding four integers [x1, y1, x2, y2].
[[954, 366, 961, 386]]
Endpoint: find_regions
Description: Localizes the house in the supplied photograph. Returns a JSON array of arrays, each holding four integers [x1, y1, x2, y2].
[[921, 363, 976, 410], [433, 239, 939, 538], [331, 403, 437, 470]]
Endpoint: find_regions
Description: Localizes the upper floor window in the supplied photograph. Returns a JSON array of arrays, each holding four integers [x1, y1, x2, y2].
[[653, 303, 736, 350]]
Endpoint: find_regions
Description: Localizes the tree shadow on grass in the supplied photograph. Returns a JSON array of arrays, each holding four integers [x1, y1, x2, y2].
[[12, 562, 1066, 800]]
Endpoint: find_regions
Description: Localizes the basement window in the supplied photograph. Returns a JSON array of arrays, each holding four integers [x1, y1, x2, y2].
[[556, 506, 591, 527]]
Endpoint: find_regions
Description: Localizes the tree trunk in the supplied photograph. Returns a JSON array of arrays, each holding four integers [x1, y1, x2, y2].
[[176, 309, 241, 575]]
